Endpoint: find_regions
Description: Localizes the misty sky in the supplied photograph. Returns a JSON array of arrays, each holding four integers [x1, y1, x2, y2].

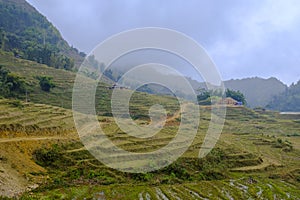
[[26, 0, 300, 85]]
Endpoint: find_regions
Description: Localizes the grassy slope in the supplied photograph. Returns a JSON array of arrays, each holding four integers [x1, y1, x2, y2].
[[0, 50, 78, 109], [0, 98, 79, 197], [0, 51, 180, 118], [0, 100, 298, 199], [0, 53, 300, 199]]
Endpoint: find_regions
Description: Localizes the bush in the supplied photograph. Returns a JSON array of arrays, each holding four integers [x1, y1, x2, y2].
[[36, 76, 55, 92], [225, 89, 247, 105], [0, 65, 26, 97], [33, 144, 62, 167]]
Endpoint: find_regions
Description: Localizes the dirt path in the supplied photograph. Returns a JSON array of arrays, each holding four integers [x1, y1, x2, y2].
[[0, 135, 75, 198], [0, 136, 71, 143], [154, 103, 189, 127]]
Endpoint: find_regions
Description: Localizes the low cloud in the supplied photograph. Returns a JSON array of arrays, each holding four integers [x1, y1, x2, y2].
[[26, 0, 300, 85]]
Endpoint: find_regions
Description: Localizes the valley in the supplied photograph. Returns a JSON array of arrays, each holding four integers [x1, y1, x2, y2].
[[0, 0, 300, 199], [0, 96, 299, 199]]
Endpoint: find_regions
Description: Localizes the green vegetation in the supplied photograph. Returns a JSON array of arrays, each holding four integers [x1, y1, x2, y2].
[[30, 145, 231, 188], [0, 0, 83, 69], [0, 50, 299, 199], [0, 50, 77, 108], [225, 77, 287, 108], [35, 75, 55, 92], [225, 88, 247, 105], [197, 88, 212, 105], [267, 80, 300, 111], [0, 65, 26, 98], [0, 51, 180, 120], [0, 95, 300, 199], [0, 98, 75, 130], [0, 2, 299, 196], [196, 88, 246, 105], [21, 105, 300, 199]]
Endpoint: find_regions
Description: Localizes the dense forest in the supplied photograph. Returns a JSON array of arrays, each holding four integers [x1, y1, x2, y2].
[[267, 80, 300, 111], [0, 0, 84, 70]]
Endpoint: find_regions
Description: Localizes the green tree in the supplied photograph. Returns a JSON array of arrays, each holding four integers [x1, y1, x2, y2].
[[0, 65, 26, 97], [0, 66, 9, 95], [197, 88, 212, 105], [197, 88, 211, 101], [0, 0, 80, 71], [225, 89, 246, 105], [36, 76, 55, 92], [0, 30, 8, 50]]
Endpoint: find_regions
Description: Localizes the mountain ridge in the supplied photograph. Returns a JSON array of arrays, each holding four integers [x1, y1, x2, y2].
[[0, 0, 84, 69], [1, 0, 299, 111], [224, 76, 287, 108]]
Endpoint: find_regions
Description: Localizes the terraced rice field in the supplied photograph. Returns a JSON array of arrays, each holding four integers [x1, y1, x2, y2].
[[9, 103, 298, 199], [24, 173, 300, 199], [0, 90, 300, 199], [0, 99, 75, 131]]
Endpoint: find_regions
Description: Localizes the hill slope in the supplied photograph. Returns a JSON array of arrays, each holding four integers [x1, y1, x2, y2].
[[0, 51, 180, 120], [0, 98, 300, 198], [0, 0, 84, 69], [0, 98, 78, 197], [189, 77, 287, 108], [267, 80, 300, 111], [224, 77, 287, 108]]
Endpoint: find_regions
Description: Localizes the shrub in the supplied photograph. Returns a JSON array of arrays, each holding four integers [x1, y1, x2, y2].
[[0, 65, 26, 97], [33, 144, 62, 167], [36, 75, 55, 92]]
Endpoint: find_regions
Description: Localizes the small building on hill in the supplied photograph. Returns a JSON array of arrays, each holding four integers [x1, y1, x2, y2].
[[219, 97, 238, 105]]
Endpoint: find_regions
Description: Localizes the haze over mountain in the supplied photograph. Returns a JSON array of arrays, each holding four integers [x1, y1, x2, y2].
[[224, 77, 287, 108], [185, 76, 288, 108], [267, 80, 300, 111], [1, 1, 300, 198], [0, 0, 299, 111], [26, 0, 300, 85]]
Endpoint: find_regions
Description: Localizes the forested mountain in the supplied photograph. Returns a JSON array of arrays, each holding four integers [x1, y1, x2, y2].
[[266, 80, 300, 111], [188, 77, 287, 108], [0, 0, 84, 70], [129, 75, 288, 108], [224, 77, 287, 108]]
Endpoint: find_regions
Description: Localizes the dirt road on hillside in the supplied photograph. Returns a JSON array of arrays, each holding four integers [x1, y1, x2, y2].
[[0, 136, 69, 143]]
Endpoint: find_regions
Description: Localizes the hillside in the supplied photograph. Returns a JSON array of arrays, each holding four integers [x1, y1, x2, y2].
[[224, 77, 287, 108], [0, 98, 300, 198], [148, 75, 288, 108], [267, 80, 300, 111], [0, 98, 78, 197], [0, 51, 182, 120], [0, 0, 84, 69], [0, 51, 299, 198], [0, 1, 299, 199]]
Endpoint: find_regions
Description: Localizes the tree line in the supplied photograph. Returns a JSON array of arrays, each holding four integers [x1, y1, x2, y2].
[[197, 88, 246, 105]]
